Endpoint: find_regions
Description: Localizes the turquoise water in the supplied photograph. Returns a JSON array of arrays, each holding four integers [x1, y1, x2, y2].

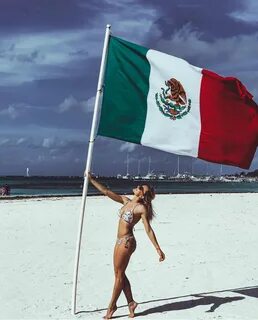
[[12, 188, 82, 196], [1, 176, 258, 196]]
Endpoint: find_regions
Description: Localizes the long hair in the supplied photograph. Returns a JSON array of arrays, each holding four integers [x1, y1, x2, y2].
[[142, 184, 155, 222]]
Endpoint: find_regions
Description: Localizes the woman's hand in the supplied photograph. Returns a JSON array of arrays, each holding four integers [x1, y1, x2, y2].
[[157, 248, 165, 262], [85, 171, 93, 182]]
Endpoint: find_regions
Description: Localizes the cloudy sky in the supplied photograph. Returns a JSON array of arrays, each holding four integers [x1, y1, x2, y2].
[[0, 0, 257, 176]]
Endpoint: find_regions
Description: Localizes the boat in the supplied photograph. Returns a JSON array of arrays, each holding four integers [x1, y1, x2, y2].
[[141, 157, 157, 179], [122, 153, 131, 179]]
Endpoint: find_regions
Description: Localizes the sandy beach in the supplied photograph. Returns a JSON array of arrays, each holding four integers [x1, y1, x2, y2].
[[1, 193, 258, 320]]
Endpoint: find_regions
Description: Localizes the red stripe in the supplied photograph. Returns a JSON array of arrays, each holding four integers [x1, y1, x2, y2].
[[198, 69, 258, 169]]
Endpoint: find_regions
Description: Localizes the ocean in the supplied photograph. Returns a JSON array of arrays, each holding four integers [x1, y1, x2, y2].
[[0, 176, 258, 197]]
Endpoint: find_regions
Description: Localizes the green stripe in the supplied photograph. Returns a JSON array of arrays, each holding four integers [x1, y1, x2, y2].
[[97, 36, 150, 144]]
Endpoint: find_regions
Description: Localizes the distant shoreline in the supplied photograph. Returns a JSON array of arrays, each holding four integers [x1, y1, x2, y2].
[[1, 176, 258, 197], [1, 190, 258, 201]]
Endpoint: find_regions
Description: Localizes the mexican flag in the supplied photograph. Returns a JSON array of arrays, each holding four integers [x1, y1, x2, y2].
[[97, 36, 258, 169]]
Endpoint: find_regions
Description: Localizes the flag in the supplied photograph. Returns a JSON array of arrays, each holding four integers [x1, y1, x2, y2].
[[97, 36, 258, 169]]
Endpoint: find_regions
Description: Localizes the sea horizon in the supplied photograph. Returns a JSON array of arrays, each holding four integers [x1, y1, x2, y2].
[[1, 175, 258, 196]]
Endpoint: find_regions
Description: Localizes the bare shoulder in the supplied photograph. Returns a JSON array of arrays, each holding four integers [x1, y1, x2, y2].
[[134, 203, 147, 215], [121, 195, 131, 204]]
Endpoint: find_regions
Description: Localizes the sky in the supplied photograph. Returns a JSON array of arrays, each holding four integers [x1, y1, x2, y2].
[[0, 0, 257, 177]]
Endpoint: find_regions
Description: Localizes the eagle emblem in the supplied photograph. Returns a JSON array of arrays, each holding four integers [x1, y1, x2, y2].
[[155, 78, 191, 120]]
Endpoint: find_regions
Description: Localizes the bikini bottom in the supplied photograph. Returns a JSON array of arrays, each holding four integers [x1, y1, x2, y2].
[[116, 235, 136, 251]]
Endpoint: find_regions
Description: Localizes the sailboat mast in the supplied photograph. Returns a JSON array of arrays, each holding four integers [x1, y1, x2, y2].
[[148, 156, 151, 174], [126, 153, 129, 175]]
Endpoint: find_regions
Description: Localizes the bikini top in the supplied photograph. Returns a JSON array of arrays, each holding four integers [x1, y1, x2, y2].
[[119, 201, 139, 224]]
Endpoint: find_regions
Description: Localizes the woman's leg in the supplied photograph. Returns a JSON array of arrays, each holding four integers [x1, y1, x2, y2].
[[123, 274, 133, 303], [103, 242, 134, 319], [123, 273, 138, 318], [122, 239, 138, 317]]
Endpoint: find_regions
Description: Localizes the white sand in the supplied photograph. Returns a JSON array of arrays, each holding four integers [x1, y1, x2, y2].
[[0, 193, 258, 320]]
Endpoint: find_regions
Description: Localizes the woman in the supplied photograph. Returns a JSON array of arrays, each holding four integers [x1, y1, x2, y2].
[[88, 173, 165, 319]]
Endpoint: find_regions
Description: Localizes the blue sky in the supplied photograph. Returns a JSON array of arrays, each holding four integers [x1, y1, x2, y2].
[[0, 0, 257, 176]]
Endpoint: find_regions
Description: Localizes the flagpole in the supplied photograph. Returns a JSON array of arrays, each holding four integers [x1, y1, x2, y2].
[[71, 24, 111, 315]]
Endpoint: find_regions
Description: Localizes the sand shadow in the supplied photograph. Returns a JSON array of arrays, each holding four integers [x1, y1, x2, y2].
[[135, 294, 244, 317], [76, 285, 257, 317], [233, 287, 258, 298]]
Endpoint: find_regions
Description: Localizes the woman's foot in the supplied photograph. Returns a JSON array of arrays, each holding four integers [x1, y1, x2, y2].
[[103, 305, 117, 319], [128, 301, 138, 318]]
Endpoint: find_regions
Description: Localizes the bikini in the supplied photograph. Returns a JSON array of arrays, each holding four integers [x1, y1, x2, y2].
[[116, 200, 138, 249]]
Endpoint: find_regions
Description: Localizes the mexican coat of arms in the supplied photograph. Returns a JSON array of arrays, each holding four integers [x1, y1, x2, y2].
[[155, 78, 191, 120]]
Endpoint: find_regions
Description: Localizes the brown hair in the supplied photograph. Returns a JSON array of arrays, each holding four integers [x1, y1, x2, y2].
[[142, 184, 155, 222]]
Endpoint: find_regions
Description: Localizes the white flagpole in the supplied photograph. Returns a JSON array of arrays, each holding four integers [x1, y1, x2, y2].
[[71, 24, 111, 315]]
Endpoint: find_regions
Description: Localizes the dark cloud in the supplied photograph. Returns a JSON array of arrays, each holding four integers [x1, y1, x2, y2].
[[13, 51, 40, 63], [0, 0, 257, 176], [145, 0, 257, 45], [0, 0, 155, 35], [0, 102, 92, 130], [0, 0, 93, 33], [0, 73, 98, 106]]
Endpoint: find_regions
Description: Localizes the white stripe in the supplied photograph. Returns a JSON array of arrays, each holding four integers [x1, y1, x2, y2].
[[141, 49, 202, 157]]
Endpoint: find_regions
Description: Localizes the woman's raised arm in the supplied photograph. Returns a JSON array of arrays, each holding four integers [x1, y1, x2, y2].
[[87, 172, 129, 204]]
